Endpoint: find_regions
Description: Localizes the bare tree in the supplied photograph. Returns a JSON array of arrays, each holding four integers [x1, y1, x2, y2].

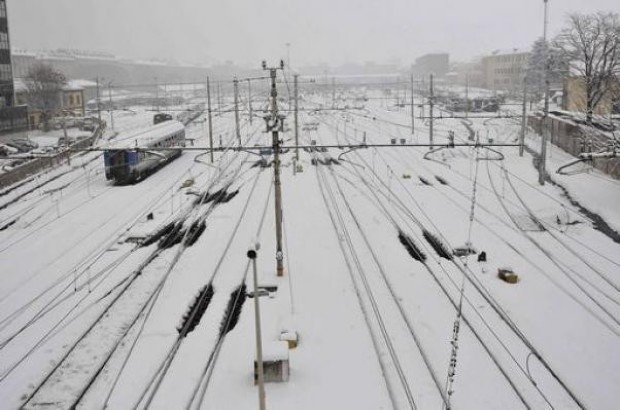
[[555, 12, 620, 124], [24, 62, 67, 131], [526, 37, 566, 104]]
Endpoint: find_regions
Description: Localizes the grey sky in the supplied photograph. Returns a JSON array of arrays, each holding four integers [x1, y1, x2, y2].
[[7, 0, 620, 67]]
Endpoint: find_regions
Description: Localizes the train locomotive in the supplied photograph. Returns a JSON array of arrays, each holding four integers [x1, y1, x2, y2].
[[104, 120, 186, 184]]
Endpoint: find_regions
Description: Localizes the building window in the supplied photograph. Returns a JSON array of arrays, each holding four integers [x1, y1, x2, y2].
[[0, 63, 10, 80]]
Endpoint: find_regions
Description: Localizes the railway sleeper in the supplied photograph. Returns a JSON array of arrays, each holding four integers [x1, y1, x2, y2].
[[142, 222, 177, 247], [158, 222, 186, 249], [184, 220, 207, 247], [397, 230, 427, 262], [195, 188, 228, 205], [218, 189, 239, 204], [419, 176, 433, 186], [219, 283, 247, 337], [435, 175, 449, 186], [177, 284, 215, 336], [311, 158, 341, 166], [423, 229, 453, 260], [0, 218, 17, 231]]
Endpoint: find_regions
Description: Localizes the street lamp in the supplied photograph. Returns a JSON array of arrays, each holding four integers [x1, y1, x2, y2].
[[247, 242, 266, 410]]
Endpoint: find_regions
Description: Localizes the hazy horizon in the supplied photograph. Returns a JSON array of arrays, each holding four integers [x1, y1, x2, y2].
[[6, 0, 620, 67]]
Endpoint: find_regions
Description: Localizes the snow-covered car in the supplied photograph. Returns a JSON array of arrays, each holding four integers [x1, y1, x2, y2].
[[0, 144, 19, 157], [80, 117, 97, 131]]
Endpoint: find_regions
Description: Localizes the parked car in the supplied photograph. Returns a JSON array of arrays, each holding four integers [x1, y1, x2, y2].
[[80, 117, 97, 131], [58, 136, 75, 146], [0, 144, 19, 157]]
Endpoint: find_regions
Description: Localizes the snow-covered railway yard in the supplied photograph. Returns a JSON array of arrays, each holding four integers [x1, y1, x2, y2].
[[0, 98, 619, 410]]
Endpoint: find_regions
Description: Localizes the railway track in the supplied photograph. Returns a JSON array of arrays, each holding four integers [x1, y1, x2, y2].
[[313, 108, 587, 408]]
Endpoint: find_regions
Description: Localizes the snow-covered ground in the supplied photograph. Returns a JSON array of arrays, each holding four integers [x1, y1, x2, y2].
[[0, 91, 619, 409]]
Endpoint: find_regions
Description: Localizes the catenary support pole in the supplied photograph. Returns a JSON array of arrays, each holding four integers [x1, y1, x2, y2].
[[234, 77, 241, 144], [429, 74, 434, 149], [207, 77, 214, 163], [294, 73, 299, 161], [108, 82, 114, 131], [465, 74, 470, 120], [410, 74, 415, 135], [263, 62, 285, 277], [96, 77, 101, 122], [332, 77, 336, 109], [248, 79, 253, 126]]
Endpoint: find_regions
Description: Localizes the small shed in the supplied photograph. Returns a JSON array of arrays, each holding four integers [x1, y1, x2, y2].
[[255, 341, 290, 384]]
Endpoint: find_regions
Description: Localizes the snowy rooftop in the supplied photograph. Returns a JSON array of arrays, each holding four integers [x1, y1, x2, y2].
[[106, 119, 185, 149]]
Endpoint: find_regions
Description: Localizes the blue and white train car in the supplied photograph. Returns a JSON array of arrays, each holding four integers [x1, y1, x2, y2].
[[104, 120, 186, 184]]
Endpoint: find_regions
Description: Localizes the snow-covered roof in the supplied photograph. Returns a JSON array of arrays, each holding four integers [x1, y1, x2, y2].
[[67, 79, 98, 89], [261, 341, 289, 362], [63, 81, 85, 91], [13, 79, 92, 93], [106, 120, 185, 149], [488, 48, 530, 56]]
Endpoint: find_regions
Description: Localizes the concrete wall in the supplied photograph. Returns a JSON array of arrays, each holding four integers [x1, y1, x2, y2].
[[528, 114, 620, 179]]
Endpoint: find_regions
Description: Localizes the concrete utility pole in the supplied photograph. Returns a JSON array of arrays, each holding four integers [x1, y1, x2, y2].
[[465, 74, 470, 120], [234, 77, 241, 144], [163, 81, 168, 110], [247, 245, 266, 410], [207, 77, 214, 163], [539, 0, 550, 185], [263, 60, 285, 277], [410, 74, 415, 135], [217, 83, 222, 111], [247, 79, 253, 125], [331, 77, 336, 109], [155, 77, 160, 112], [294, 73, 299, 161], [520, 81, 527, 157], [95, 77, 101, 122], [107, 82, 114, 130], [429, 74, 434, 149]]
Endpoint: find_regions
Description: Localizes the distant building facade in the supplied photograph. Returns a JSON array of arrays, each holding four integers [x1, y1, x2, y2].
[[15, 80, 86, 129], [481, 49, 530, 92], [446, 60, 485, 88], [0, 0, 28, 137], [563, 76, 620, 115], [413, 53, 450, 78]]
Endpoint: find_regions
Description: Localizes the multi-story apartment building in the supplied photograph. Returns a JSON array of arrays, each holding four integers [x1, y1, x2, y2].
[[0, 0, 27, 137], [481, 49, 530, 92]]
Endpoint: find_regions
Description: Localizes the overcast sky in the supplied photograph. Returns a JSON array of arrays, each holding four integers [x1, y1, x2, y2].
[[7, 0, 620, 67]]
